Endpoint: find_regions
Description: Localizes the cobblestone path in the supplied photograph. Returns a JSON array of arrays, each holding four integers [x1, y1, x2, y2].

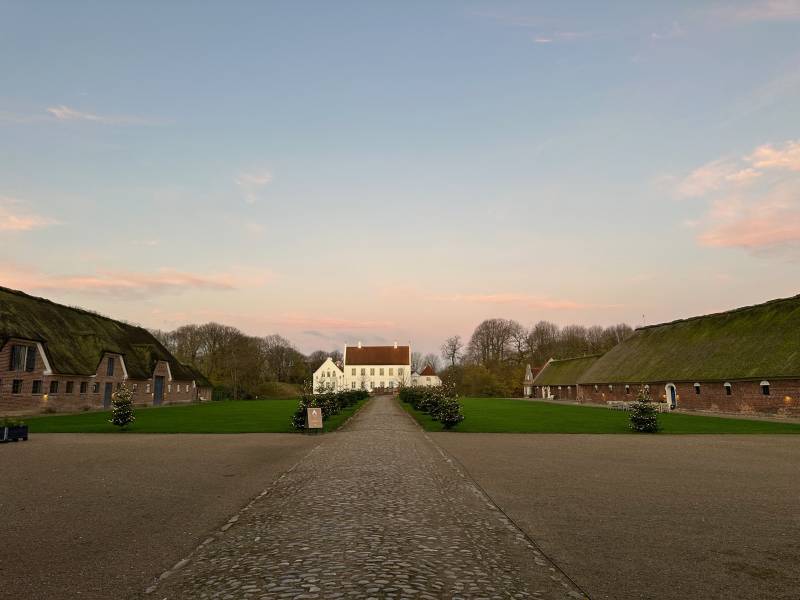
[[148, 396, 586, 600]]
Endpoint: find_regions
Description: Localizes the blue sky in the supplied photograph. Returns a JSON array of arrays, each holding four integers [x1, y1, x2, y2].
[[1, 1, 799, 354]]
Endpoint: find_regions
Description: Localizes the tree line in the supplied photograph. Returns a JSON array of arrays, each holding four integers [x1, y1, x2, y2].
[[436, 319, 633, 397], [150, 318, 633, 400]]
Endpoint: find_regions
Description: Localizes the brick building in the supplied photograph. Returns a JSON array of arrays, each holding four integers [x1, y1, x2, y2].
[[532, 295, 800, 417], [531, 355, 600, 401], [0, 286, 213, 415]]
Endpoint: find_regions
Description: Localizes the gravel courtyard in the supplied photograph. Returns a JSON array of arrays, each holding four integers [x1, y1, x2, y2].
[[4, 399, 799, 600], [434, 433, 800, 600], [0, 433, 319, 600]]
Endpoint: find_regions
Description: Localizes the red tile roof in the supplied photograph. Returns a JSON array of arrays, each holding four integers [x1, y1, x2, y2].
[[419, 364, 437, 376], [345, 345, 410, 366]]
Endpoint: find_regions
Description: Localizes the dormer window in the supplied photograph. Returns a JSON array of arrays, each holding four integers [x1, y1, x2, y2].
[[107, 357, 115, 376], [724, 382, 732, 396], [761, 381, 770, 396], [694, 383, 701, 395]]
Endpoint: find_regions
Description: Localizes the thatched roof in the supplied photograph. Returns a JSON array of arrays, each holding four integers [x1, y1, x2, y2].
[[0, 286, 196, 381], [580, 294, 800, 384], [532, 355, 602, 386]]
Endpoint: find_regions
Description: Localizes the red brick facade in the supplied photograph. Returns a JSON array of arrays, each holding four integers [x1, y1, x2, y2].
[[0, 338, 207, 415], [533, 379, 800, 417]]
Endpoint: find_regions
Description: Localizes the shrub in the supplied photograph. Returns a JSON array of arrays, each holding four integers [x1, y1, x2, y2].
[[291, 388, 368, 430], [109, 382, 136, 430], [404, 383, 465, 430], [629, 386, 660, 433]]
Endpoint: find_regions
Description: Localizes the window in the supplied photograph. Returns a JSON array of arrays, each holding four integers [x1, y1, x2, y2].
[[168, 384, 172, 393], [380, 381, 385, 388], [25, 346, 36, 372], [694, 383, 701, 395], [398, 368, 404, 376], [80, 381, 88, 394], [146, 383, 151, 393], [370, 368, 375, 375], [12, 379, 23, 393], [389, 368, 394, 376], [66, 381, 74, 394], [625, 385, 630, 395], [761, 381, 770, 396], [92, 382, 99, 393], [608, 384, 614, 391], [351, 368, 356, 376], [368, 381, 373, 389], [594, 385, 599, 392], [389, 381, 394, 388], [107, 357, 115, 376], [426, 377, 431, 383], [361, 368, 366, 376], [32, 380, 42, 394], [50, 380, 59, 394], [9, 345, 26, 371], [724, 382, 732, 396], [379, 368, 384, 376], [132, 383, 138, 392], [351, 381, 356, 389]]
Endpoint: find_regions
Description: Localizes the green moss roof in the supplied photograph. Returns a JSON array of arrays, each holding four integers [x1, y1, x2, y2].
[[580, 294, 800, 384], [0, 286, 196, 381], [532, 355, 602, 386]]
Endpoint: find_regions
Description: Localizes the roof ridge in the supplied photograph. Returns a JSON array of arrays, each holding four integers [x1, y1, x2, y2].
[[0, 285, 148, 332], [637, 293, 800, 332], [548, 353, 603, 363]]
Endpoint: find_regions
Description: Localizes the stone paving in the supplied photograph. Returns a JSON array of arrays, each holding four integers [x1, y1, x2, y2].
[[148, 396, 586, 600]]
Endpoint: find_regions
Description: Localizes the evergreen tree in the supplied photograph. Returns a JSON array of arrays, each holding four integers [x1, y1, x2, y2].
[[629, 385, 660, 433], [109, 382, 136, 430]]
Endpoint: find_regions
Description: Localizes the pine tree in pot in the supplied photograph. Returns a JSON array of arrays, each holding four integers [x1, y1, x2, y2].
[[629, 386, 660, 433], [109, 383, 136, 430]]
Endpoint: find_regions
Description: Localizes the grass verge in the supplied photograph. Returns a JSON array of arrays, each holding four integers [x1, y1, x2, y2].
[[401, 397, 800, 434], [25, 397, 368, 434]]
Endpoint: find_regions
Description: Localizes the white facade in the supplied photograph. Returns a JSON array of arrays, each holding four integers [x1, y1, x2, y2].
[[411, 371, 442, 387], [313, 342, 413, 393], [312, 357, 344, 392]]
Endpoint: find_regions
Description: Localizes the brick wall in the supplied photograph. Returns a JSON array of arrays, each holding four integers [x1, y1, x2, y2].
[[577, 379, 800, 417], [0, 340, 200, 415]]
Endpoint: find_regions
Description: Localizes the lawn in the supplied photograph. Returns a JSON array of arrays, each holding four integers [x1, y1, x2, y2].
[[24, 397, 367, 434], [402, 397, 800, 434]]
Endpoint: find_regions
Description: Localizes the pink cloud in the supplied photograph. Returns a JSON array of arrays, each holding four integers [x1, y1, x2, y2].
[[0, 197, 57, 231], [677, 160, 761, 197], [718, 0, 800, 22], [272, 315, 396, 330], [46, 105, 160, 125], [0, 265, 271, 297], [697, 182, 800, 250], [748, 140, 800, 171]]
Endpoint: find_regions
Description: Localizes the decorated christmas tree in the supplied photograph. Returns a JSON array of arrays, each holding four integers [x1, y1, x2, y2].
[[109, 382, 136, 430], [629, 385, 660, 433]]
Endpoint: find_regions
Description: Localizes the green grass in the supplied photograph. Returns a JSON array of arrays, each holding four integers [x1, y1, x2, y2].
[[402, 397, 800, 434], [24, 397, 368, 434]]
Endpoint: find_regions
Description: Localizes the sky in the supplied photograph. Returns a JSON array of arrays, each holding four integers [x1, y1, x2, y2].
[[1, 1, 800, 355]]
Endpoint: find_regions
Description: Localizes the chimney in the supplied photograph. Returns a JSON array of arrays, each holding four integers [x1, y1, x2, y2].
[[358, 341, 362, 349], [394, 341, 398, 349]]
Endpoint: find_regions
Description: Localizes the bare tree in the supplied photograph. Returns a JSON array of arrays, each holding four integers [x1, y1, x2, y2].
[[440, 335, 464, 367], [410, 351, 423, 373], [421, 353, 441, 372], [467, 318, 521, 365]]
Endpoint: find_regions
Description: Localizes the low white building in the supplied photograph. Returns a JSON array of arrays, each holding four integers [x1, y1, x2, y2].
[[412, 364, 442, 387], [312, 342, 411, 393]]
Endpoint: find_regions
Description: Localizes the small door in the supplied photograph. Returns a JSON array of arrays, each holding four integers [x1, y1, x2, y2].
[[103, 382, 113, 408], [154, 376, 164, 406]]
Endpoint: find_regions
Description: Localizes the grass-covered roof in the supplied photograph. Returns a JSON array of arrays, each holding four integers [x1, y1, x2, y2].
[[580, 294, 800, 384], [0, 286, 196, 381], [533, 355, 602, 386]]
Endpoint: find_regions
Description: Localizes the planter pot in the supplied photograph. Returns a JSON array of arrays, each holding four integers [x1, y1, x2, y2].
[[1, 425, 28, 442]]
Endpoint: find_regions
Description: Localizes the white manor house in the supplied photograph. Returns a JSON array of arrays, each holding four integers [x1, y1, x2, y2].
[[313, 342, 441, 393]]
